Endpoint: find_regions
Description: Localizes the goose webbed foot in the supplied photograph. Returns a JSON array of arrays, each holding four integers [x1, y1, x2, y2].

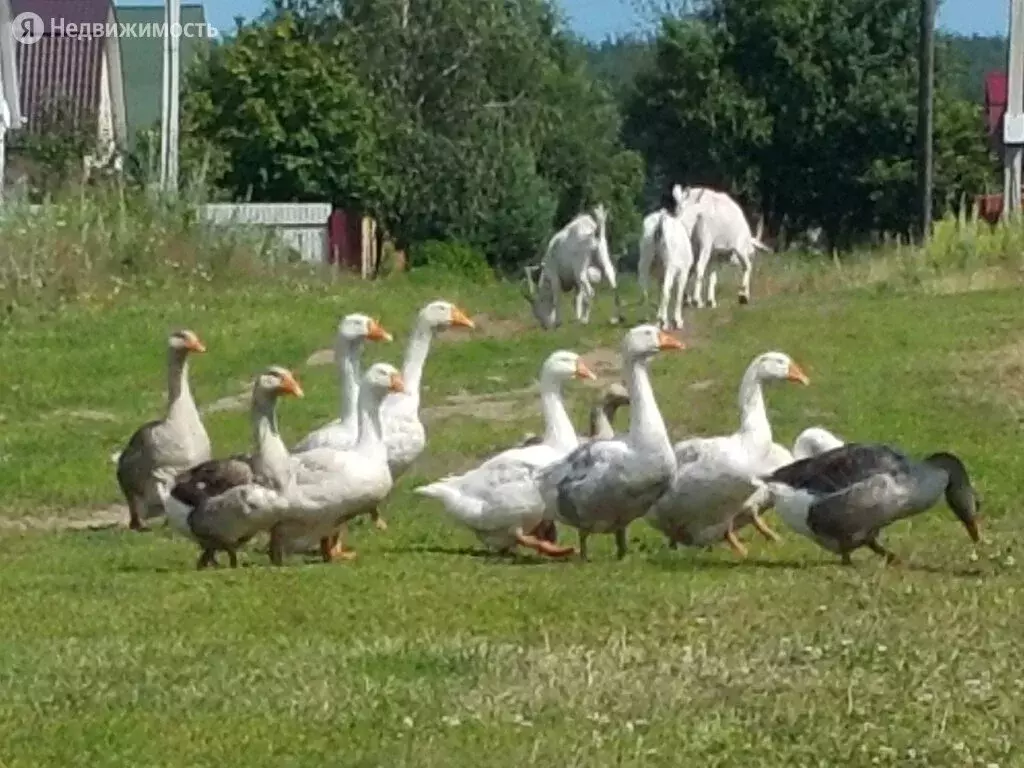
[[724, 527, 748, 559], [371, 508, 388, 532], [196, 549, 218, 570], [515, 530, 575, 559], [750, 512, 782, 543], [320, 531, 358, 563], [867, 539, 902, 566]]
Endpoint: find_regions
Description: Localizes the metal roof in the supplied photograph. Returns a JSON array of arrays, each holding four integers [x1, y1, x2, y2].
[[10, 0, 126, 141]]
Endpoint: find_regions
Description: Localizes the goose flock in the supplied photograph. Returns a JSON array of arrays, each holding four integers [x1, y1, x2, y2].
[[113, 301, 982, 570]]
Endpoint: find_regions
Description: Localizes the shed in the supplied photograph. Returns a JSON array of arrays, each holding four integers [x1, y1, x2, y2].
[[11, 0, 127, 166]]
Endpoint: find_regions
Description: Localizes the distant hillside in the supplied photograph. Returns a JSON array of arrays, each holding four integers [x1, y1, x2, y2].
[[579, 30, 1007, 105]]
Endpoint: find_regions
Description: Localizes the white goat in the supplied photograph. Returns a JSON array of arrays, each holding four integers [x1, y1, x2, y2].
[[523, 204, 620, 330], [636, 206, 694, 331], [678, 187, 770, 308]]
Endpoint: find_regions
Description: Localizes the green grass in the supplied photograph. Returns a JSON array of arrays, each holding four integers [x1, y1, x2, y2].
[[0, 266, 1022, 766]]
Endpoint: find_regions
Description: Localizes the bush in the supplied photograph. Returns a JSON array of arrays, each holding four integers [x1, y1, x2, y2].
[[409, 240, 494, 282]]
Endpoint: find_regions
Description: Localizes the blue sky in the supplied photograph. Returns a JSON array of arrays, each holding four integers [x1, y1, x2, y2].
[[124, 0, 1010, 40]]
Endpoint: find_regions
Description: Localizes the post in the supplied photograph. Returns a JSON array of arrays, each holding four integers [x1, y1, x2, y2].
[[167, 0, 180, 194], [159, 0, 170, 189], [917, 0, 935, 242], [1005, 0, 1024, 221], [159, 0, 181, 194]]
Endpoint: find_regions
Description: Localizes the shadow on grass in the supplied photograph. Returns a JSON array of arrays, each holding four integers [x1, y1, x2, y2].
[[386, 544, 572, 566]]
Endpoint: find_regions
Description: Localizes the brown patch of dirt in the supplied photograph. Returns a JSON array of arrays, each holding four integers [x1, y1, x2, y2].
[[582, 347, 620, 379], [0, 504, 127, 533], [422, 386, 535, 423], [687, 378, 718, 392], [442, 312, 531, 342], [305, 348, 336, 367], [203, 391, 250, 414]]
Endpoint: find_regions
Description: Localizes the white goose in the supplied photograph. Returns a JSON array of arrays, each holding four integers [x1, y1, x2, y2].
[[414, 350, 596, 556], [162, 366, 304, 568], [275, 362, 406, 562], [293, 314, 392, 453], [536, 325, 686, 560], [374, 300, 475, 528], [792, 426, 844, 460], [645, 351, 810, 557]]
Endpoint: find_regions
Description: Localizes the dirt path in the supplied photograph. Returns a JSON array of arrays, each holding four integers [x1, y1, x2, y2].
[[0, 505, 128, 533]]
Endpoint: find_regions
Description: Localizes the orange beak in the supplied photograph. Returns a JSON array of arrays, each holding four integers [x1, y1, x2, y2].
[[574, 359, 597, 380], [367, 319, 393, 343], [278, 371, 304, 398], [389, 372, 406, 394], [787, 362, 810, 386], [657, 331, 686, 351], [450, 307, 476, 329], [185, 334, 206, 353]]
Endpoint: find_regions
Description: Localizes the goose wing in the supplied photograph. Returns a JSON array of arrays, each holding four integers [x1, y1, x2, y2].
[[170, 455, 255, 508], [805, 472, 915, 543], [538, 439, 632, 527], [765, 443, 911, 495]]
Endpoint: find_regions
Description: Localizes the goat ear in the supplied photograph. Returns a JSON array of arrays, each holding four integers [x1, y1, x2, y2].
[[523, 265, 537, 297]]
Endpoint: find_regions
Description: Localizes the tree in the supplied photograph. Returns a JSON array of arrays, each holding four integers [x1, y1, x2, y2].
[[627, 0, 997, 248], [182, 0, 644, 272], [181, 14, 384, 210]]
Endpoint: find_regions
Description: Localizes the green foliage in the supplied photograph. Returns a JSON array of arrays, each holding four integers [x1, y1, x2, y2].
[[0, 187, 311, 325], [410, 240, 494, 282], [181, 14, 384, 210], [180, 0, 642, 273], [7, 97, 103, 200], [626, 0, 999, 247], [944, 33, 1007, 102], [578, 34, 655, 102]]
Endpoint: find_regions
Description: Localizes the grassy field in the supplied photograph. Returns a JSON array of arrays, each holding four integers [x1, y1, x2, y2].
[[0, 262, 1022, 766]]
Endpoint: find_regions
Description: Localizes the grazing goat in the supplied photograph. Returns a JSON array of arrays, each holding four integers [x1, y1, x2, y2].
[[677, 187, 770, 308], [523, 204, 620, 330]]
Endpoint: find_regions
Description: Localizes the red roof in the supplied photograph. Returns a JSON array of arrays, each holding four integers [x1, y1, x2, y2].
[[985, 71, 1007, 139]]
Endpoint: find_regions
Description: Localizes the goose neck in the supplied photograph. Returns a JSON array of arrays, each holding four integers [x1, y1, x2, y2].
[[166, 349, 194, 417], [737, 366, 771, 444], [626, 356, 671, 455], [400, 316, 434, 403], [538, 374, 577, 450], [337, 336, 363, 434], [251, 393, 292, 490], [355, 385, 387, 458]]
